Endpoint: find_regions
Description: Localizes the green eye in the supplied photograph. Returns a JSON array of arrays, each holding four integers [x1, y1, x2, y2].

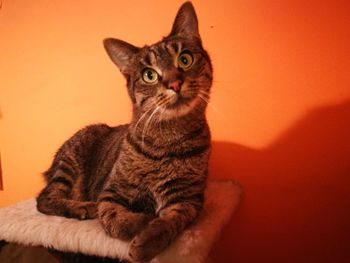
[[142, 68, 158, 84], [178, 52, 193, 70]]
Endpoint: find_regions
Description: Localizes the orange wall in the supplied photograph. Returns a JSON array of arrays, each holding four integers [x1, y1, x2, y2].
[[1, 0, 349, 262]]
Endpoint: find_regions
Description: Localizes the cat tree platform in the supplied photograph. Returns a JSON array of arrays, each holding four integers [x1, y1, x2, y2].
[[0, 180, 241, 263]]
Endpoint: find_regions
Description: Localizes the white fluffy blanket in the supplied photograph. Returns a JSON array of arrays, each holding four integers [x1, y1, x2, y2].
[[0, 181, 241, 263]]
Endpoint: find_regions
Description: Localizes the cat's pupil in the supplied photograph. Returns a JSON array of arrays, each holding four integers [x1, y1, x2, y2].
[[181, 57, 188, 65], [147, 71, 154, 79]]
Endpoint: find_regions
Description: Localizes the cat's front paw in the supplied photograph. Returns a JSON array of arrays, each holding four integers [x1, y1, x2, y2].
[[75, 201, 98, 220], [99, 204, 153, 241], [128, 219, 171, 262], [114, 212, 152, 240]]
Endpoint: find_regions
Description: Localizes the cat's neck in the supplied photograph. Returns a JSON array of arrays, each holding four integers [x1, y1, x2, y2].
[[129, 108, 208, 145]]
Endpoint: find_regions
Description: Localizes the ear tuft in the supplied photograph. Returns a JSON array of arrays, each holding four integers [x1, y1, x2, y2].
[[169, 1, 200, 38], [103, 38, 139, 72]]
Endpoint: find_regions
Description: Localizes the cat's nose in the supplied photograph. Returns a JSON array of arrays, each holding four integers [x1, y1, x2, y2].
[[167, 80, 183, 93]]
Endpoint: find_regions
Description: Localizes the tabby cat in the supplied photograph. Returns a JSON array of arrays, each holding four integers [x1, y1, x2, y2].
[[36, 2, 213, 261]]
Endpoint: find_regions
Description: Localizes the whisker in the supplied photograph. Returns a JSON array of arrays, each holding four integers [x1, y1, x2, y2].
[[133, 94, 166, 132], [158, 106, 168, 134], [140, 96, 171, 146], [141, 106, 162, 147], [134, 102, 157, 133], [198, 89, 211, 97], [198, 91, 222, 115]]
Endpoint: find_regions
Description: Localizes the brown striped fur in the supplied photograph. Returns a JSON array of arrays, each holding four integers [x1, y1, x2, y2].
[[36, 2, 212, 261]]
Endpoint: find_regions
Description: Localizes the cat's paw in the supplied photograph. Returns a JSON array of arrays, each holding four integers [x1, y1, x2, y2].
[[115, 212, 152, 240], [128, 219, 171, 262], [100, 209, 152, 241], [74, 202, 98, 220]]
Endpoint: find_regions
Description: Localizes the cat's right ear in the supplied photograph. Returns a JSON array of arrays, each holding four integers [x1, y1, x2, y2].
[[169, 2, 200, 39], [103, 38, 139, 73]]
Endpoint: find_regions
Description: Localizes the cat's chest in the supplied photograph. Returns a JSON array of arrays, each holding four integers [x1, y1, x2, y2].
[[115, 150, 182, 180], [111, 137, 208, 190]]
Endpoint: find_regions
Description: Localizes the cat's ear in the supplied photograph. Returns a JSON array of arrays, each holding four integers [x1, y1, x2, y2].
[[103, 38, 139, 72], [169, 2, 200, 38]]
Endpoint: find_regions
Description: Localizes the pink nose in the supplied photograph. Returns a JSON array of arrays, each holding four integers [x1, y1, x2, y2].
[[167, 80, 183, 93]]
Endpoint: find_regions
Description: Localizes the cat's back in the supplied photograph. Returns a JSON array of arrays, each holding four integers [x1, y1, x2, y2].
[[44, 123, 128, 181], [42, 123, 129, 201]]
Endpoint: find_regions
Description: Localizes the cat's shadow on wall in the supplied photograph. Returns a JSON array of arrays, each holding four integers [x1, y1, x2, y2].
[[208, 100, 350, 263]]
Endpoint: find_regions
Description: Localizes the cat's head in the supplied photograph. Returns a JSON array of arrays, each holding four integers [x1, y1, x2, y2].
[[104, 2, 212, 120]]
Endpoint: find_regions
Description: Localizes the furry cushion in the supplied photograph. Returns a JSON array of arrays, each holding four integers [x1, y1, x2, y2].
[[0, 181, 241, 263]]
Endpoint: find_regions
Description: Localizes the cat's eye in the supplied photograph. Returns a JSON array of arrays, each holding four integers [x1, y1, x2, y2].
[[178, 52, 193, 70], [142, 68, 158, 84]]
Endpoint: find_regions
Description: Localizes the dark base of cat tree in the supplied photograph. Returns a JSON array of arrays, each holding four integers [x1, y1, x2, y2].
[[0, 240, 125, 263], [50, 248, 125, 263]]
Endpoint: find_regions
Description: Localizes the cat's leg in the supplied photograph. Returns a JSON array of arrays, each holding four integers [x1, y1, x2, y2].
[[37, 194, 97, 219], [128, 202, 201, 262], [36, 169, 97, 220], [98, 191, 153, 241]]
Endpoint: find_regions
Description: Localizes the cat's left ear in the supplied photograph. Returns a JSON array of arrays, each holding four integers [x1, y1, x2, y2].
[[169, 2, 200, 39], [103, 38, 139, 73]]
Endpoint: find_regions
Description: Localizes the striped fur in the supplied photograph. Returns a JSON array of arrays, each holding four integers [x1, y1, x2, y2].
[[37, 2, 212, 261]]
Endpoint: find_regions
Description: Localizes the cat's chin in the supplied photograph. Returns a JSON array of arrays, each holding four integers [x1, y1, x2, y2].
[[161, 95, 202, 120], [166, 95, 193, 109]]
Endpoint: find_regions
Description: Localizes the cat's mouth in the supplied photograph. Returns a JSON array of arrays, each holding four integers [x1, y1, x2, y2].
[[165, 94, 193, 109], [159, 90, 202, 119]]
